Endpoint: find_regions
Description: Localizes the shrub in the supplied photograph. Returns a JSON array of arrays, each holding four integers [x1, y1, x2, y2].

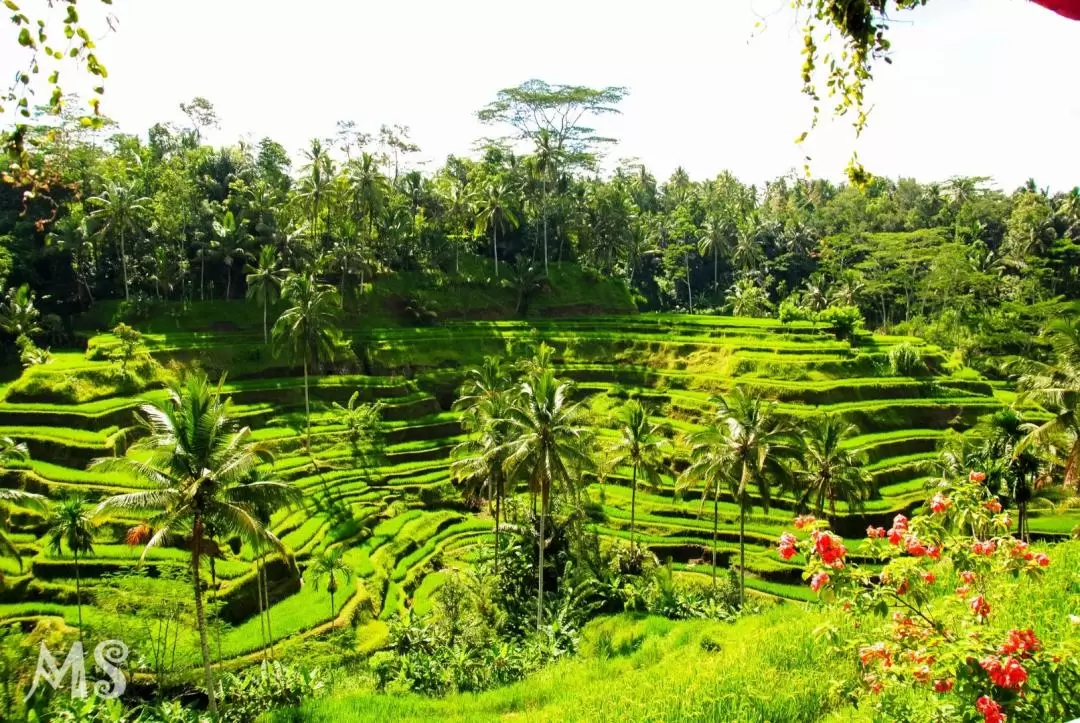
[[888, 343, 926, 377], [778, 299, 812, 325], [217, 662, 328, 723], [776, 471, 1080, 722], [816, 304, 864, 341], [16, 334, 51, 367]]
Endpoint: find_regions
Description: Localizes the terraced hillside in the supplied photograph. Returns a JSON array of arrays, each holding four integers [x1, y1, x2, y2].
[[0, 313, 1072, 670]]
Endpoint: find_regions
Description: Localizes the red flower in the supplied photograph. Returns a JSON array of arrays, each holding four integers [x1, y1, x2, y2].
[[921, 571, 936, 585], [913, 665, 932, 684], [985, 499, 1002, 513], [971, 539, 997, 556], [976, 695, 1005, 723], [812, 530, 847, 567], [1010, 540, 1029, 559], [892, 513, 909, 531], [905, 535, 928, 557], [927, 545, 942, 560], [866, 525, 886, 539], [810, 571, 830, 593], [859, 642, 890, 666], [778, 532, 798, 560], [960, 570, 977, 584], [933, 678, 954, 693], [793, 514, 817, 530], [931, 493, 951, 514], [955, 585, 971, 596], [970, 471, 987, 484], [1034, 552, 1050, 567], [970, 594, 991, 620], [999, 628, 1040, 658], [981, 655, 1028, 690]]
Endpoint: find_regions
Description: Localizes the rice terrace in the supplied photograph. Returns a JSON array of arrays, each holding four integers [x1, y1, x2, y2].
[[1, 1, 1079, 721]]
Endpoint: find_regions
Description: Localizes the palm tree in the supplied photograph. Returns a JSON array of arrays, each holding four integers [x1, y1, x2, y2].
[[0, 454, 45, 572], [794, 415, 870, 516], [534, 129, 560, 276], [309, 547, 352, 625], [608, 401, 667, 546], [88, 181, 149, 301], [679, 388, 796, 605], [245, 245, 287, 344], [0, 436, 29, 468], [46, 495, 96, 645], [698, 213, 731, 294], [503, 371, 592, 628], [677, 422, 730, 595], [725, 277, 771, 318], [331, 392, 382, 453], [0, 284, 42, 339], [212, 208, 252, 301], [273, 273, 340, 449], [1015, 317, 1080, 491], [298, 138, 332, 244], [451, 390, 515, 574], [474, 178, 520, 276], [92, 372, 300, 718], [347, 152, 389, 238]]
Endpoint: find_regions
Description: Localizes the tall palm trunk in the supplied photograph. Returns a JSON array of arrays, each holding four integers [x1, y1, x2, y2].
[[257, 555, 267, 660], [329, 581, 336, 623], [74, 547, 84, 647], [630, 466, 638, 546], [739, 508, 746, 608], [494, 480, 501, 576], [120, 227, 130, 301], [542, 177, 548, 276], [493, 225, 499, 276], [262, 300, 269, 345], [264, 561, 276, 659], [711, 488, 718, 593], [685, 251, 693, 313], [303, 357, 311, 451], [191, 517, 218, 717], [536, 485, 547, 629]]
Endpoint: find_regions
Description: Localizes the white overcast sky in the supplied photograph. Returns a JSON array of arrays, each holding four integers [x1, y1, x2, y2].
[[7, 0, 1080, 191]]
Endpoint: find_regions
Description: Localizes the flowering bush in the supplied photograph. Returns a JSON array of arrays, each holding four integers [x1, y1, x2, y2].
[[777, 471, 1080, 722]]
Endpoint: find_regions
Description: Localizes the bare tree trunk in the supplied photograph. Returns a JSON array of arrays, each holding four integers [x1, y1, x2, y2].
[[191, 518, 218, 717], [493, 225, 499, 276], [739, 508, 746, 608], [120, 228, 130, 301], [536, 486, 547, 629], [543, 177, 548, 276], [74, 548, 84, 647], [630, 466, 638, 547], [304, 357, 311, 451], [711, 489, 718, 593]]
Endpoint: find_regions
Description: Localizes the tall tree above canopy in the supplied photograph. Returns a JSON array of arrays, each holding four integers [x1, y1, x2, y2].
[[476, 80, 629, 168]]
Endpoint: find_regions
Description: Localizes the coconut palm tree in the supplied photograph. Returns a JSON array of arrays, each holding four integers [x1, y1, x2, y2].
[[246, 244, 287, 344], [273, 273, 340, 449], [451, 390, 515, 574], [794, 415, 870, 516], [677, 422, 730, 595], [474, 178, 520, 276], [212, 208, 252, 301], [91, 371, 300, 718], [87, 181, 149, 301], [0, 456, 45, 572], [502, 371, 592, 628], [454, 356, 512, 419], [46, 495, 96, 646], [1015, 317, 1080, 491], [698, 213, 732, 294], [608, 401, 668, 546], [680, 388, 797, 605], [0, 284, 42, 339], [347, 152, 389, 238], [309, 547, 352, 625]]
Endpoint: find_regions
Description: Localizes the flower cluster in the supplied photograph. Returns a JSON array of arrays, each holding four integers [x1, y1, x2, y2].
[[774, 469, 1070, 723]]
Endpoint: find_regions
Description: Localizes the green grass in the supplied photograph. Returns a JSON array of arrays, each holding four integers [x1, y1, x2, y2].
[[284, 608, 849, 722]]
